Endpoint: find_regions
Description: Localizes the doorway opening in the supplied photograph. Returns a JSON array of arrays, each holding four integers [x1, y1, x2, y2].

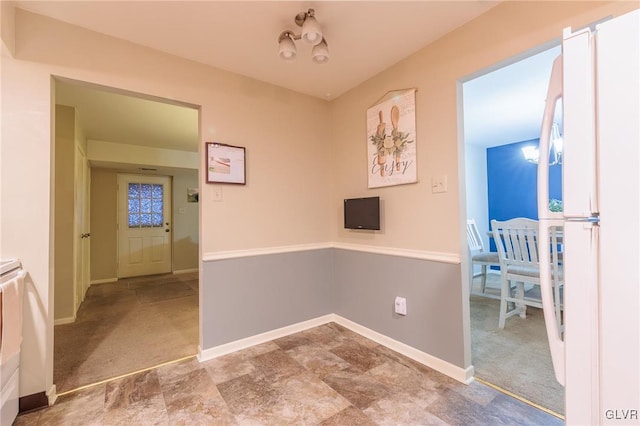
[[117, 174, 172, 278], [458, 44, 565, 416], [52, 77, 200, 394]]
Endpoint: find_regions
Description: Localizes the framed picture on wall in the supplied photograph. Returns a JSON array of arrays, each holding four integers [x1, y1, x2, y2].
[[187, 188, 199, 202], [366, 88, 417, 188], [206, 142, 246, 185]]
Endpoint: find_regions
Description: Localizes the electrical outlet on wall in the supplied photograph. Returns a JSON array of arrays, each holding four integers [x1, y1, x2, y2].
[[394, 296, 407, 316]]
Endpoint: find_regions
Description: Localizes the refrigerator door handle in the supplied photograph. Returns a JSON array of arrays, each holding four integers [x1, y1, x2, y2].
[[538, 220, 565, 386], [538, 54, 565, 386], [537, 55, 564, 222]]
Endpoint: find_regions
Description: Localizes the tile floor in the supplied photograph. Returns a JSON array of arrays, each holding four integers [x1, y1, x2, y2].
[[16, 323, 563, 425]]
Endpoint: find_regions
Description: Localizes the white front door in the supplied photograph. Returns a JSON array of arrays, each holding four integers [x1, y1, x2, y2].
[[117, 174, 172, 278]]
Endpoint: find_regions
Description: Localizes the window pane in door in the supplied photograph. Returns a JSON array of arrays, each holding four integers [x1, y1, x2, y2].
[[128, 183, 140, 198], [140, 214, 152, 227], [129, 214, 140, 227], [140, 184, 152, 198], [152, 184, 163, 199], [151, 213, 163, 227], [128, 199, 140, 214], [140, 198, 151, 213], [128, 181, 164, 228]]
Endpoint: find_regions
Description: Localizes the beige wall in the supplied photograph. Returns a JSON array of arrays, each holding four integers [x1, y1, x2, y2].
[[173, 171, 199, 272], [89, 169, 118, 281], [2, 1, 636, 399], [3, 8, 329, 393], [53, 105, 75, 321], [89, 169, 199, 279], [330, 1, 638, 255]]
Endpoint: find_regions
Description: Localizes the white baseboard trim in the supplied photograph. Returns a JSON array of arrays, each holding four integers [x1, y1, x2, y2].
[[90, 278, 117, 285], [197, 314, 335, 362], [332, 315, 474, 384], [47, 384, 57, 406], [54, 316, 75, 326], [197, 313, 473, 384], [173, 268, 199, 274]]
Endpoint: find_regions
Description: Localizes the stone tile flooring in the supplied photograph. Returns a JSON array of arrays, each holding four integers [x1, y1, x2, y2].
[[16, 323, 563, 425]]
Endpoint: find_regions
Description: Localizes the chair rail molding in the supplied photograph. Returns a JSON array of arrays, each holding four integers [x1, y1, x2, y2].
[[202, 242, 460, 264]]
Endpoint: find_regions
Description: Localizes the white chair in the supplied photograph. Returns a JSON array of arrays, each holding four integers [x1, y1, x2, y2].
[[491, 218, 563, 332], [466, 219, 500, 298]]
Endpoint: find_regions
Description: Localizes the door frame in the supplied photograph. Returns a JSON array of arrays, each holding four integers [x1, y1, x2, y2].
[[456, 39, 562, 400], [116, 173, 173, 278], [50, 76, 202, 405]]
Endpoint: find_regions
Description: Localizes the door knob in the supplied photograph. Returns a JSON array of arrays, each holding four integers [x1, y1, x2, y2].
[[165, 229, 170, 233]]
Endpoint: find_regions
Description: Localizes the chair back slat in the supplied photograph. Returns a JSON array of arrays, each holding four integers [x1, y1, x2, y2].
[[491, 218, 540, 269], [466, 219, 484, 252]]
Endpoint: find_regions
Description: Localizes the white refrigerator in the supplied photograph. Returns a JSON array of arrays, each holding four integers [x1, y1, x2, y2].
[[537, 9, 639, 425]]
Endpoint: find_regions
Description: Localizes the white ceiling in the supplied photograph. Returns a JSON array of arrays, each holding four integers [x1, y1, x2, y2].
[[16, 1, 501, 101], [55, 79, 200, 152], [463, 45, 561, 147], [19, 1, 559, 161]]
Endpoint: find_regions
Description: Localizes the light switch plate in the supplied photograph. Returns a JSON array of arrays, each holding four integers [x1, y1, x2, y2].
[[212, 187, 223, 201], [432, 175, 448, 193]]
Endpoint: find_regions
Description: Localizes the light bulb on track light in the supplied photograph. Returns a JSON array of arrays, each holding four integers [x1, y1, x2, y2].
[[302, 14, 322, 45], [278, 32, 297, 61], [311, 38, 329, 64]]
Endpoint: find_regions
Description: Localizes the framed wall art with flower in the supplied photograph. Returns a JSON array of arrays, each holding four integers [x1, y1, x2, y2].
[[366, 88, 417, 188]]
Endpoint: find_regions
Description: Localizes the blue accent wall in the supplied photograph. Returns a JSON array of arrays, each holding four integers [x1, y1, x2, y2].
[[487, 138, 562, 250]]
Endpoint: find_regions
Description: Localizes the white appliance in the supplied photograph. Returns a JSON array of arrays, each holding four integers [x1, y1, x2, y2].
[[537, 9, 639, 425], [0, 259, 25, 426]]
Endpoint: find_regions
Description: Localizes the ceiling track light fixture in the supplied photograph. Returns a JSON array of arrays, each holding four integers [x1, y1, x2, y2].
[[277, 8, 329, 64]]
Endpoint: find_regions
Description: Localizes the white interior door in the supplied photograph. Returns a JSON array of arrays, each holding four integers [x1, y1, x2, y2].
[[117, 174, 172, 278], [83, 167, 91, 298], [74, 146, 89, 311]]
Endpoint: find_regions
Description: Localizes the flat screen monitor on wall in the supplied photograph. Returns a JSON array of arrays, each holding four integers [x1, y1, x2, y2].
[[344, 197, 380, 230]]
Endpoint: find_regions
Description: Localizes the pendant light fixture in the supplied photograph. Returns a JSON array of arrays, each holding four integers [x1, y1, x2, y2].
[[277, 8, 329, 64]]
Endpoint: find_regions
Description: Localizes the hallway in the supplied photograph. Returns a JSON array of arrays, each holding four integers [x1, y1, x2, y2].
[[54, 272, 198, 393]]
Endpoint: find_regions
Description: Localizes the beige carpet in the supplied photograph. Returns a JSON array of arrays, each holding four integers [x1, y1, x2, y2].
[[54, 272, 199, 393], [470, 273, 565, 415]]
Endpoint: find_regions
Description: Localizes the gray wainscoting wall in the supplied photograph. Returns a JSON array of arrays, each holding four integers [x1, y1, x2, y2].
[[333, 249, 465, 368], [201, 248, 334, 349], [201, 247, 464, 370]]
